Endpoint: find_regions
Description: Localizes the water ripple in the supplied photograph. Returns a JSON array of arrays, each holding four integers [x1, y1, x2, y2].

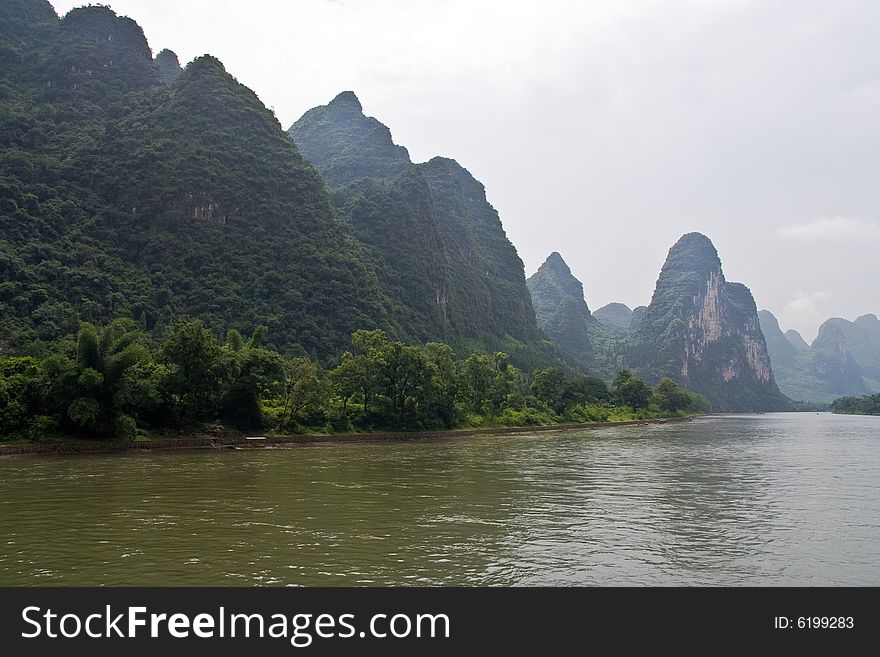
[[1, 413, 879, 585]]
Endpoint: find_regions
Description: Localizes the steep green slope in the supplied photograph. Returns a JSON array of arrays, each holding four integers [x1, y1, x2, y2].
[[332, 170, 450, 343], [419, 156, 542, 351], [526, 252, 614, 376], [290, 91, 411, 187], [627, 233, 791, 411], [1, 5, 395, 358], [0, 0, 56, 51], [630, 305, 648, 330], [290, 92, 555, 368]]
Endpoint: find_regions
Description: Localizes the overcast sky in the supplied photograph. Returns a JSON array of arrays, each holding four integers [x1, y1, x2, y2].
[[49, 0, 880, 341]]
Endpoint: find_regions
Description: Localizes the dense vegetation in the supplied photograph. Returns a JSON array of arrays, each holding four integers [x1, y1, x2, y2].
[[290, 91, 411, 187], [1, 4, 559, 374], [526, 252, 616, 376], [831, 394, 880, 416], [1, 3, 802, 420], [0, 320, 708, 442], [290, 92, 555, 369], [0, 4, 399, 360]]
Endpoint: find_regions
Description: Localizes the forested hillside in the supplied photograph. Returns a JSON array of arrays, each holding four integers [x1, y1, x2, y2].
[[0, 3, 399, 359], [1, 2, 804, 423], [290, 92, 556, 369], [526, 252, 615, 377]]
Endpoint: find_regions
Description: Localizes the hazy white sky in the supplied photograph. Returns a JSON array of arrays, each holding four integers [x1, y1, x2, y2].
[[49, 0, 880, 341]]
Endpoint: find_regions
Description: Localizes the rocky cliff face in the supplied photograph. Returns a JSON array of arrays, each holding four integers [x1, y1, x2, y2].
[[628, 233, 790, 411], [52, 6, 160, 96], [526, 253, 613, 375], [154, 48, 181, 85], [290, 92, 554, 368]]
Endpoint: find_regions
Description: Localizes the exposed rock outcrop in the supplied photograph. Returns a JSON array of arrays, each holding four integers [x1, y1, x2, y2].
[[154, 48, 181, 84], [628, 233, 790, 411]]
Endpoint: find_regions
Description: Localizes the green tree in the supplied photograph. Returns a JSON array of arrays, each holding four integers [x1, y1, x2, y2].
[[422, 342, 459, 428], [226, 329, 245, 352], [831, 393, 880, 416], [379, 341, 431, 425], [349, 329, 390, 416], [487, 353, 518, 419], [277, 357, 328, 429], [0, 356, 48, 440], [530, 367, 570, 413], [63, 319, 150, 437], [221, 329, 284, 430], [327, 351, 368, 418], [612, 370, 651, 410], [653, 377, 693, 413], [569, 375, 610, 403], [462, 352, 515, 419], [159, 320, 229, 425], [117, 359, 172, 429]]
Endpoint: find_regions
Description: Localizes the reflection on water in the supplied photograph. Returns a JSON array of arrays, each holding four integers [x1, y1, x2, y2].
[[1, 413, 878, 585]]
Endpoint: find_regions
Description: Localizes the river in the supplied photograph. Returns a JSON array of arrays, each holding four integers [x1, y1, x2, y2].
[[1, 413, 878, 585]]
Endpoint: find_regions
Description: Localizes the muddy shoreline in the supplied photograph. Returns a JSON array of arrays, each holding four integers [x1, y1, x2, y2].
[[0, 416, 695, 458]]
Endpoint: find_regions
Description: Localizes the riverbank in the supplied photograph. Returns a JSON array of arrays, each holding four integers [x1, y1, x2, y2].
[[0, 416, 694, 458]]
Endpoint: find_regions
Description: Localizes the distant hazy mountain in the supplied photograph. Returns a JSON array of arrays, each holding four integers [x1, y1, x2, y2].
[[626, 233, 791, 411], [594, 303, 633, 336], [785, 329, 810, 352], [758, 310, 801, 372], [814, 314, 880, 390], [526, 233, 791, 410], [630, 306, 648, 331], [758, 310, 875, 402]]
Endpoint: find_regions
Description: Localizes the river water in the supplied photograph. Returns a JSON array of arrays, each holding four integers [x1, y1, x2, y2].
[[1, 413, 878, 586]]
